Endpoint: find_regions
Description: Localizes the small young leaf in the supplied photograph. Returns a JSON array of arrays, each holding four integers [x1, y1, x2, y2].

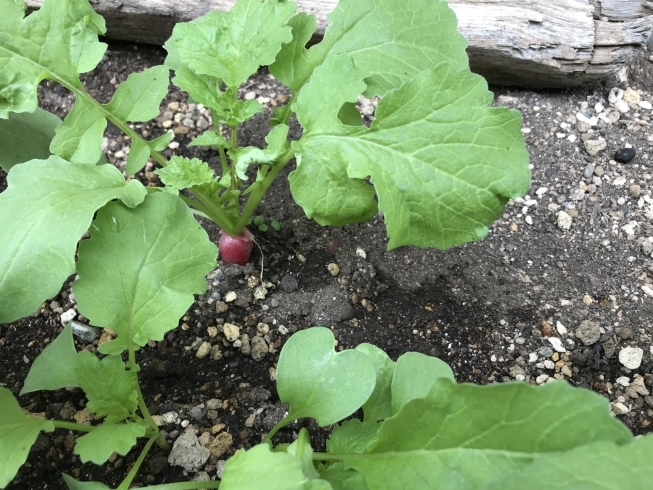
[[50, 99, 107, 164], [74, 423, 146, 465], [326, 419, 380, 455], [62, 474, 112, 490], [220, 443, 332, 490], [148, 131, 173, 151], [318, 463, 368, 490], [188, 130, 229, 148], [0, 0, 107, 117], [293, 56, 530, 250], [271, 221, 281, 231], [155, 156, 216, 190], [0, 387, 55, 489], [253, 216, 265, 226], [124, 137, 150, 175], [0, 108, 61, 171], [230, 124, 290, 179], [276, 327, 376, 426], [390, 352, 454, 416], [104, 66, 169, 122], [287, 428, 320, 480], [75, 352, 138, 423], [0, 157, 147, 324], [258, 224, 269, 232], [21, 323, 79, 395], [171, 0, 296, 87], [72, 192, 218, 354], [354, 343, 395, 422]]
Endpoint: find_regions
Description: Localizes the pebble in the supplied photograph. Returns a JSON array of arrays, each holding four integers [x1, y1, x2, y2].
[[168, 431, 210, 472], [223, 323, 240, 342], [327, 263, 340, 276], [582, 295, 593, 306], [619, 347, 644, 369], [536, 374, 550, 384], [538, 346, 553, 357], [209, 432, 233, 459], [642, 285, 653, 298], [224, 291, 237, 302], [584, 138, 607, 156], [60, 308, 76, 325], [614, 148, 636, 163], [569, 188, 585, 201], [614, 99, 630, 113], [556, 211, 572, 230], [356, 247, 367, 259], [279, 275, 299, 292], [207, 326, 218, 338], [630, 184, 641, 197], [555, 321, 567, 336], [196, 341, 212, 359], [548, 337, 566, 353], [250, 336, 269, 361], [253, 286, 267, 300], [616, 376, 631, 387], [611, 402, 629, 415], [575, 320, 600, 345], [639, 101, 653, 110], [70, 321, 101, 342]]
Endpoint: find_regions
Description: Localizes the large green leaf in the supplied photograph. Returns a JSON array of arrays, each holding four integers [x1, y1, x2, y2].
[[0, 108, 61, 171], [292, 56, 530, 249], [345, 379, 633, 489], [75, 352, 138, 423], [74, 423, 146, 465], [0, 156, 147, 324], [0, 387, 55, 489], [276, 327, 376, 426], [355, 343, 395, 423], [487, 436, 653, 490], [220, 442, 332, 490], [21, 323, 79, 394], [270, 0, 468, 98], [171, 0, 296, 88], [0, 0, 106, 117], [72, 192, 218, 354], [50, 65, 169, 170]]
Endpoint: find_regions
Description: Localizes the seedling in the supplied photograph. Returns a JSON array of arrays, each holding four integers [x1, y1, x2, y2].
[[3, 326, 653, 489]]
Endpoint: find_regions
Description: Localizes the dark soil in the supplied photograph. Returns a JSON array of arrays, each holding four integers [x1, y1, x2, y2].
[[3, 41, 653, 488]]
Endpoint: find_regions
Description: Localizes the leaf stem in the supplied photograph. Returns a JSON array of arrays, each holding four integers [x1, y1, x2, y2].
[[139, 482, 221, 489], [233, 147, 295, 233], [51, 420, 96, 433], [261, 413, 295, 445], [116, 434, 158, 490]]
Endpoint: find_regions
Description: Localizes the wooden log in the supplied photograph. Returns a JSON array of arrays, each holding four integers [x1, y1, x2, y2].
[[25, 0, 653, 88]]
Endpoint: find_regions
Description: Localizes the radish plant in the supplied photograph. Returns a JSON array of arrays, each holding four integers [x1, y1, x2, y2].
[[2, 326, 652, 489], [0, 0, 530, 324]]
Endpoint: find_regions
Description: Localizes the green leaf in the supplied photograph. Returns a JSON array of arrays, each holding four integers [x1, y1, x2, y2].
[[0, 157, 147, 324], [50, 99, 107, 164], [230, 124, 290, 180], [21, 323, 79, 395], [355, 343, 395, 422], [220, 443, 332, 490], [104, 66, 169, 122], [271, 220, 281, 231], [292, 56, 530, 249], [50, 66, 168, 165], [62, 474, 112, 490], [0, 0, 107, 117], [75, 352, 138, 423], [327, 419, 380, 455], [124, 137, 150, 175], [148, 131, 173, 152], [276, 327, 376, 426], [0, 387, 55, 489], [188, 130, 229, 148], [318, 463, 368, 490], [72, 192, 218, 354], [74, 423, 146, 465], [287, 428, 321, 481], [270, 0, 468, 98], [486, 436, 653, 490], [390, 352, 454, 416], [172, 0, 296, 87], [155, 156, 216, 190], [0, 108, 61, 171], [345, 380, 633, 489]]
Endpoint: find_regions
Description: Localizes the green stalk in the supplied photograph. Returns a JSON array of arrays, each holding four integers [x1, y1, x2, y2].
[[51, 421, 96, 433], [116, 434, 158, 490], [261, 413, 296, 445], [142, 482, 221, 490], [233, 147, 295, 233]]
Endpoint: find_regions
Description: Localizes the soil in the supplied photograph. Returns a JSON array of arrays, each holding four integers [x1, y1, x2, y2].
[[2, 41, 653, 488]]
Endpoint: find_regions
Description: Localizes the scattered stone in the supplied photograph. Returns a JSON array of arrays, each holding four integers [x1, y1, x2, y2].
[[584, 138, 607, 156], [224, 291, 237, 302], [575, 320, 600, 345], [619, 347, 644, 369], [207, 326, 218, 338], [215, 301, 229, 314], [631, 376, 650, 396], [356, 247, 367, 259], [615, 326, 634, 340], [327, 263, 340, 276], [630, 184, 641, 198], [569, 188, 585, 201], [162, 411, 180, 424], [623, 88, 641, 108], [279, 275, 299, 292], [538, 346, 554, 357], [611, 402, 629, 415], [168, 431, 210, 472], [253, 286, 267, 300], [70, 321, 100, 342], [208, 432, 233, 460], [639, 100, 653, 110], [536, 374, 549, 384], [614, 148, 636, 163], [60, 308, 76, 325], [616, 376, 631, 387], [196, 341, 212, 359], [223, 323, 240, 342], [641, 285, 653, 298], [250, 336, 269, 361], [556, 211, 572, 230], [614, 99, 630, 113], [548, 337, 566, 353], [603, 338, 617, 358], [555, 321, 568, 336]]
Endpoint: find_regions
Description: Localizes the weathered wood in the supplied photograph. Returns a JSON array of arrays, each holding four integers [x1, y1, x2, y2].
[[24, 0, 653, 88]]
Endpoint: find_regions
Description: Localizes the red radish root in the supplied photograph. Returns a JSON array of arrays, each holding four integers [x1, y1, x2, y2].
[[219, 228, 254, 265]]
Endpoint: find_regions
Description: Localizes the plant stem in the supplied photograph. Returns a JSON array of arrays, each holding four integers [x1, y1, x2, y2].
[[116, 434, 158, 490], [141, 482, 221, 489], [234, 147, 295, 233], [261, 413, 295, 445], [51, 420, 96, 433]]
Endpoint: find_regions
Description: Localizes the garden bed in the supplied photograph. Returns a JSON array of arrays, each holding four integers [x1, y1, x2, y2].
[[2, 41, 653, 488]]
